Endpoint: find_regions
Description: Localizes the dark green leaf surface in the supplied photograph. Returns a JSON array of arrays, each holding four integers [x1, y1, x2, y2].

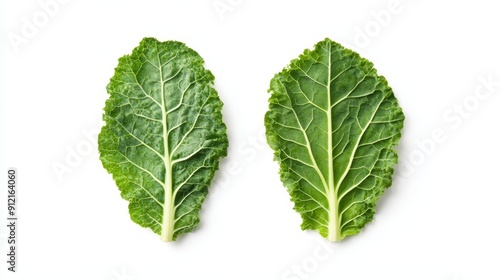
[[99, 38, 228, 242], [265, 38, 404, 241]]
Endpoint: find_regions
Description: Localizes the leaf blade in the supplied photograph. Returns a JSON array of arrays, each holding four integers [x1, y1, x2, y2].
[[265, 38, 404, 241], [99, 38, 228, 242]]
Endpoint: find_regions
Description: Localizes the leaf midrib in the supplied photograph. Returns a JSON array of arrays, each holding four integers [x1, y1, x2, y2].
[[325, 41, 340, 242], [156, 43, 175, 242]]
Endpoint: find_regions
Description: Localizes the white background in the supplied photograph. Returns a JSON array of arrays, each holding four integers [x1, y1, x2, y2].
[[1, 0, 500, 279]]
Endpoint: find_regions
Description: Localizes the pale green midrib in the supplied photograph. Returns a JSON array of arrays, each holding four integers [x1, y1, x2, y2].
[[325, 43, 341, 242], [155, 46, 175, 242]]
